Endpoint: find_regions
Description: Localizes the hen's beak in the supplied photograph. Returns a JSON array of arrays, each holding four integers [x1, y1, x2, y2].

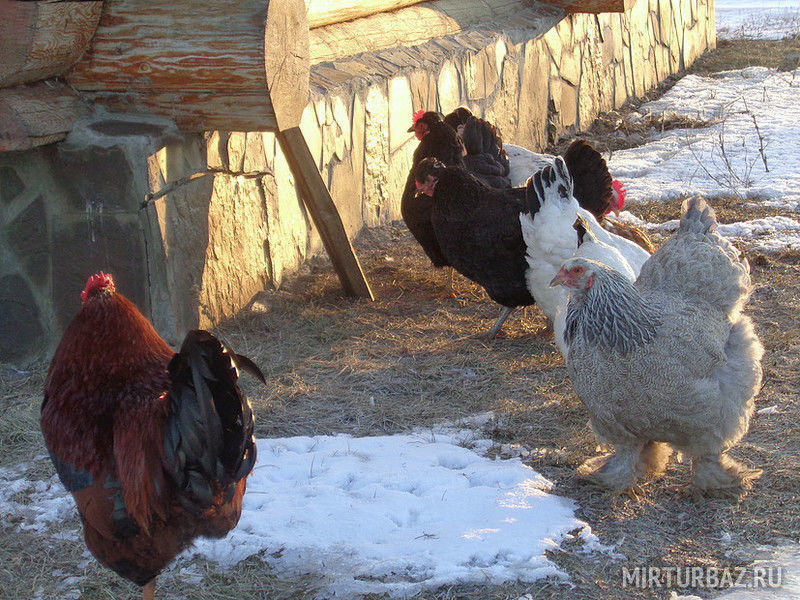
[[550, 267, 568, 288]]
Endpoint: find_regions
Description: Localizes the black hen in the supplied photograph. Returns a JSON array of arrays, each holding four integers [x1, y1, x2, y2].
[[444, 107, 510, 189], [414, 158, 539, 337], [561, 139, 614, 221], [401, 111, 466, 267]]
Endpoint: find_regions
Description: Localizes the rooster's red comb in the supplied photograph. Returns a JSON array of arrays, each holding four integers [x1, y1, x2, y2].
[[81, 272, 115, 304], [611, 179, 626, 210], [412, 109, 425, 126]]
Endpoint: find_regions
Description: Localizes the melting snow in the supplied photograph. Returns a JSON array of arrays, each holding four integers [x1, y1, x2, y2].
[[1, 419, 606, 599], [716, 0, 800, 40], [609, 67, 800, 211], [189, 425, 597, 598], [607, 65, 800, 254]]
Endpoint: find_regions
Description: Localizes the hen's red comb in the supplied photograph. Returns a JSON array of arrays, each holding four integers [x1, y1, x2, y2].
[[611, 179, 626, 210], [412, 109, 425, 126], [81, 272, 115, 304]]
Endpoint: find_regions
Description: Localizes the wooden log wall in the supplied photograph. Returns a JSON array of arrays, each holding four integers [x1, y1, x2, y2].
[[308, 0, 537, 65], [0, 82, 90, 151], [0, 0, 103, 87], [0, 0, 102, 150], [67, 0, 310, 132]]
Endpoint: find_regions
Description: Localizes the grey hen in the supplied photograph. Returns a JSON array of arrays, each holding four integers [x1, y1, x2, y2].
[[551, 197, 764, 498]]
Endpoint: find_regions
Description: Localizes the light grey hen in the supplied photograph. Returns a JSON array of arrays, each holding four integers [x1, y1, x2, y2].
[[551, 197, 763, 498]]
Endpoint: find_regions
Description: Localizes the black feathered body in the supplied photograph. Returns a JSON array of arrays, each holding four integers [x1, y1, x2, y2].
[[401, 117, 466, 267], [428, 165, 535, 308], [561, 140, 614, 220]]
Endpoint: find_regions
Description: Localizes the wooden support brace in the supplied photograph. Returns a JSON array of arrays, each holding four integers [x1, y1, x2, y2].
[[276, 127, 374, 301]]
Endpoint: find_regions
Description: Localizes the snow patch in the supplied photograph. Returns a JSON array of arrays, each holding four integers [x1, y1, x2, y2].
[[609, 68, 800, 211], [2, 419, 611, 599], [188, 428, 594, 598]]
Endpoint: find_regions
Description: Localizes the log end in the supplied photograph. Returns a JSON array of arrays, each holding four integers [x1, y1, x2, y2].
[[264, 0, 310, 131]]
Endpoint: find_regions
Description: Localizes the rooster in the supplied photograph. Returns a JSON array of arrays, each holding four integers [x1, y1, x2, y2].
[[551, 198, 764, 497], [41, 272, 265, 599]]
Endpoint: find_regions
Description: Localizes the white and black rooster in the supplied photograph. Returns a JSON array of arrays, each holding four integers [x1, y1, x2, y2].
[[551, 197, 764, 498]]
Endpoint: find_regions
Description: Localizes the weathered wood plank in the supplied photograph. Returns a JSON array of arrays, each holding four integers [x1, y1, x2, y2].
[[0, 0, 103, 87], [305, 0, 428, 29], [309, 0, 541, 65], [0, 82, 91, 151], [266, 0, 310, 130], [69, 1, 273, 93], [78, 91, 279, 132], [276, 126, 374, 300], [67, 0, 309, 132], [541, 0, 635, 13]]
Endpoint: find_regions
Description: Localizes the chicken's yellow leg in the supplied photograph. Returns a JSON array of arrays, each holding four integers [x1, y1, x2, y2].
[[142, 578, 156, 600]]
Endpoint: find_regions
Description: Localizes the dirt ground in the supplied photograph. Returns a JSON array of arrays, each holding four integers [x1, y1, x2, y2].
[[2, 38, 799, 600]]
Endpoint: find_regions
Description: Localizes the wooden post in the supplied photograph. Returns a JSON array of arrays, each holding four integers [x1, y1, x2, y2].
[[277, 127, 374, 300], [263, 2, 373, 301]]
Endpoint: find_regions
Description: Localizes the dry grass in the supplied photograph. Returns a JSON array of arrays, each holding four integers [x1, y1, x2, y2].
[[630, 194, 798, 225], [689, 38, 800, 75], [3, 217, 799, 600], [3, 36, 800, 600]]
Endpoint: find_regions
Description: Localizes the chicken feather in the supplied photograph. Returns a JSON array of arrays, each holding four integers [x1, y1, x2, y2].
[[41, 273, 262, 596], [553, 197, 763, 498]]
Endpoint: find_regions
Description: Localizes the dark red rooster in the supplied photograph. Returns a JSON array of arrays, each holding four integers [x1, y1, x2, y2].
[[41, 272, 264, 600]]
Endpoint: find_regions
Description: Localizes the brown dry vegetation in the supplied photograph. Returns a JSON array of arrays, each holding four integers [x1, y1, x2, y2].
[[2, 38, 800, 600]]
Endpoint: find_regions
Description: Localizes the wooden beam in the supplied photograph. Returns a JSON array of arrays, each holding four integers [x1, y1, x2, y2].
[[0, 0, 103, 87], [265, 0, 310, 131], [77, 91, 279, 132], [540, 0, 635, 13], [0, 82, 91, 151], [305, 0, 428, 29], [276, 127, 374, 300], [309, 0, 541, 65], [67, 0, 310, 132]]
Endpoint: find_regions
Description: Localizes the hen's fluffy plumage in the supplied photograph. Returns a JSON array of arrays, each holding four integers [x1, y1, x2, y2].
[[444, 107, 511, 189], [553, 210, 647, 357], [41, 274, 262, 596], [555, 198, 763, 497], [506, 141, 612, 219], [520, 156, 581, 325]]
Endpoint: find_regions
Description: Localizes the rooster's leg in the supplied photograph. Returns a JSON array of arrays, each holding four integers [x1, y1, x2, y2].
[[142, 579, 156, 600], [487, 306, 515, 339]]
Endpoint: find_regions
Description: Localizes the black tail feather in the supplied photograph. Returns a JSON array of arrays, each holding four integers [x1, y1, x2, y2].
[[562, 140, 613, 220]]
